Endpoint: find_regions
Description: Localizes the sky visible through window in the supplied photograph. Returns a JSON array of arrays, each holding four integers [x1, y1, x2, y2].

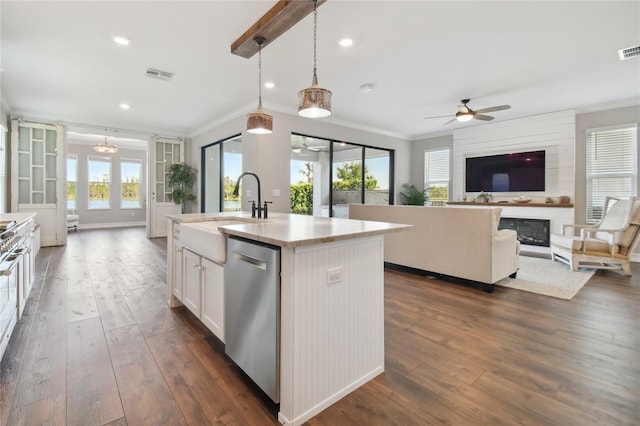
[[89, 159, 110, 181], [122, 161, 141, 181]]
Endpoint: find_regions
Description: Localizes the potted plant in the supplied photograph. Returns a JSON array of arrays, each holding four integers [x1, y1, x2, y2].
[[400, 183, 427, 206], [476, 191, 491, 203], [168, 163, 197, 213]]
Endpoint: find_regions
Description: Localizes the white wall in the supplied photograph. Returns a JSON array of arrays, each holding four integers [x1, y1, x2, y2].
[[575, 105, 640, 223], [68, 143, 147, 228], [452, 110, 576, 202], [190, 111, 411, 213], [410, 134, 453, 190]]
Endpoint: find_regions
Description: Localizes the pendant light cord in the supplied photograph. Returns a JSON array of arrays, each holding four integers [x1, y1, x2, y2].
[[313, 2, 317, 73], [312, 0, 319, 84], [258, 41, 263, 108]]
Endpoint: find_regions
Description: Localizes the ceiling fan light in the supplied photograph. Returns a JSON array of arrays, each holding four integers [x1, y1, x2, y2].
[[456, 112, 474, 122], [246, 108, 273, 134]]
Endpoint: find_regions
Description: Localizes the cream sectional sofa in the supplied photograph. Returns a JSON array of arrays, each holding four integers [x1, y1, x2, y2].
[[349, 204, 520, 292]]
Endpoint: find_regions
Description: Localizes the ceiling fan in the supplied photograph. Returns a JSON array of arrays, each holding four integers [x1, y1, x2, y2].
[[292, 137, 328, 154], [424, 99, 511, 126]]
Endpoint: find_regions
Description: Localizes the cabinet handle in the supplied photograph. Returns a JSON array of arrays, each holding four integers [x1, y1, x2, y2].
[[192, 264, 199, 269], [176, 247, 182, 253]]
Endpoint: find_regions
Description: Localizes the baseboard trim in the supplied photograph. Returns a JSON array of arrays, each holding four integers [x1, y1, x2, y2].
[[76, 221, 146, 230], [632, 253, 640, 263]]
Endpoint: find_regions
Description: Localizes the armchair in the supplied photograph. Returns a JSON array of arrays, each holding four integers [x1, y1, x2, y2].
[[550, 196, 640, 275]]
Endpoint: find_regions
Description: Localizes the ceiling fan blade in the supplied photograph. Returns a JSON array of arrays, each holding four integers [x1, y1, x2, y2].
[[308, 147, 321, 152], [424, 115, 453, 120], [442, 118, 457, 126], [475, 104, 511, 114], [292, 148, 303, 154], [474, 114, 495, 121]]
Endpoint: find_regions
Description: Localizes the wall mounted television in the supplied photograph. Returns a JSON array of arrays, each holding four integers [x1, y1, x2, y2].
[[465, 150, 545, 192]]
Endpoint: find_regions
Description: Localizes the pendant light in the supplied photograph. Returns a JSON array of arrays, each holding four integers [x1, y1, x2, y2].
[[246, 37, 273, 134], [93, 134, 118, 153], [298, 0, 331, 118]]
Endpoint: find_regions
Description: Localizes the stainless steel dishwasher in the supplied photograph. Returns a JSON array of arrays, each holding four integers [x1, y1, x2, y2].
[[225, 235, 281, 402]]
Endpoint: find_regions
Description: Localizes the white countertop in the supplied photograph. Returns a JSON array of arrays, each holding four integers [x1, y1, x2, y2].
[[0, 212, 37, 224], [167, 212, 411, 248]]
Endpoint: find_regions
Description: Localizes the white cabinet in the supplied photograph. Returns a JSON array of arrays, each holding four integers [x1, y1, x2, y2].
[[182, 248, 225, 342], [183, 248, 201, 315], [201, 257, 224, 340], [167, 220, 184, 307]]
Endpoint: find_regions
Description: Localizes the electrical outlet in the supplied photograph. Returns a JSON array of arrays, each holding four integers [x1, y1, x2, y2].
[[246, 190, 253, 197], [327, 267, 342, 284], [272, 189, 281, 197]]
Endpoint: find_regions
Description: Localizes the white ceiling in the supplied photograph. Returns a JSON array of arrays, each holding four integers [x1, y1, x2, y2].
[[1, 1, 639, 146]]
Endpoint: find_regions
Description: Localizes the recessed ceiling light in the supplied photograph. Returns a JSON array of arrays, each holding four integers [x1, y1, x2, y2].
[[339, 38, 353, 47], [119, 103, 130, 110], [359, 83, 375, 93], [264, 82, 275, 89], [113, 36, 131, 46]]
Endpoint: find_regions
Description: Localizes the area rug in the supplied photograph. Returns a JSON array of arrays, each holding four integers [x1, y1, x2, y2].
[[495, 256, 595, 300]]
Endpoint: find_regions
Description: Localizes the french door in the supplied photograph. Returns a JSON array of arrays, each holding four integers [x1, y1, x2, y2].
[[147, 136, 184, 238], [11, 120, 66, 246]]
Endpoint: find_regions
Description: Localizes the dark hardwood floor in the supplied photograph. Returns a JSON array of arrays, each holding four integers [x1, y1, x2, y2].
[[1, 227, 638, 425]]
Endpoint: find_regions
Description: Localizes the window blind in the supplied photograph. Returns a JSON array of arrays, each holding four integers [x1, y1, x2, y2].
[[424, 149, 450, 205], [424, 149, 450, 186], [586, 125, 637, 222]]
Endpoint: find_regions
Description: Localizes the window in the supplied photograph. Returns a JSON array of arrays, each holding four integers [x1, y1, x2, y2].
[[424, 149, 450, 206], [586, 125, 638, 222], [121, 159, 142, 208], [289, 134, 394, 217], [201, 135, 242, 213], [88, 156, 111, 209], [67, 154, 77, 210]]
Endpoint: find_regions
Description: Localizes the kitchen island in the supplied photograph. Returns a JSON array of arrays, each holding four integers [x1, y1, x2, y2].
[[166, 212, 409, 425]]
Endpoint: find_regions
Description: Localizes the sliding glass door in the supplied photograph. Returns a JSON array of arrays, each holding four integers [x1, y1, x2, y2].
[[290, 133, 394, 218], [201, 135, 242, 212]]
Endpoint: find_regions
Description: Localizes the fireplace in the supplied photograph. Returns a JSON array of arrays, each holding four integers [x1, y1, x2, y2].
[[499, 217, 550, 247]]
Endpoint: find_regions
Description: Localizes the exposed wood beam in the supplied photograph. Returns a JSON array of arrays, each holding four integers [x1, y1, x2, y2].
[[231, 0, 327, 59]]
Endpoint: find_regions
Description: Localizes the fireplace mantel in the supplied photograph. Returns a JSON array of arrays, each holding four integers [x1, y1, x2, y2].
[[447, 202, 573, 208]]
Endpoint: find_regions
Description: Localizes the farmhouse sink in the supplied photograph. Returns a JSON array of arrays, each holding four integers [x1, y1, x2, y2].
[[180, 220, 245, 264]]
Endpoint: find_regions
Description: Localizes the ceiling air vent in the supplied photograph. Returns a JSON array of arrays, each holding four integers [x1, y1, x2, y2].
[[618, 45, 640, 60], [145, 68, 174, 81]]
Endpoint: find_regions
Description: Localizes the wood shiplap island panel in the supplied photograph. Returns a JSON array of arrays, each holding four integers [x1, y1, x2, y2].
[[166, 212, 411, 425]]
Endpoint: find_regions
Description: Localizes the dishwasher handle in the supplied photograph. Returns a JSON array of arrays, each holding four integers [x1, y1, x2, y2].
[[231, 251, 267, 270]]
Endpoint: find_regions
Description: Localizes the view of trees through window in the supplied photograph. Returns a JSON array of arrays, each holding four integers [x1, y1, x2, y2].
[[67, 155, 77, 209], [332, 162, 377, 190], [121, 160, 141, 208], [290, 134, 393, 217], [88, 157, 111, 209]]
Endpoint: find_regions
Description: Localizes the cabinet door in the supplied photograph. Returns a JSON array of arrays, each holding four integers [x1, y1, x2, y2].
[[172, 242, 184, 300], [201, 258, 225, 341], [182, 249, 201, 317]]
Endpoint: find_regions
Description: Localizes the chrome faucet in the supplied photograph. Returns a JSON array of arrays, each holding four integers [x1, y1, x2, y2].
[[233, 172, 265, 218]]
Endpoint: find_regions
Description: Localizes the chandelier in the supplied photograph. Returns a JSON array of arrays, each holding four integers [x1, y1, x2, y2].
[[93, 136, 118, 153]]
